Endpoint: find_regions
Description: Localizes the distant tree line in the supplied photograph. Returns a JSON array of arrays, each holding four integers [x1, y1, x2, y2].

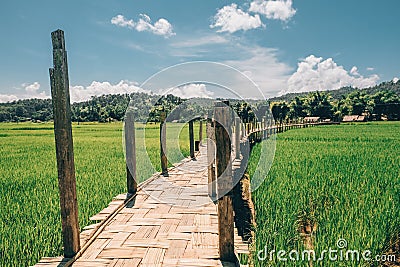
[[269, 80, 400, 102], [0, 81, 399, 123], [0, 93, 185, 123], [270, 90, 400, 122]]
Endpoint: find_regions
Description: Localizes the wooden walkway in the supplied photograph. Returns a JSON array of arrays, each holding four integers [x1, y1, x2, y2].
[[34, 144, 249, 267]]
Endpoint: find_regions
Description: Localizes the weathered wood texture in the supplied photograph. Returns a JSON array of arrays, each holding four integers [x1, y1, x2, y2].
[[206, 120, 216, 198], [235, 117, 241, 160], [125, 111, 137, 195], [199, 120, 203, 143], [189, 120, 195, 159], [49, 29, 80, 258], [214, 101, 235, 263], [160, 111, 168, 175]]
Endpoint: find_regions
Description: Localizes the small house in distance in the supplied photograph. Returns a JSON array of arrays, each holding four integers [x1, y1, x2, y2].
[[342, 115, 366, 122], [303, 116, 320, 123]]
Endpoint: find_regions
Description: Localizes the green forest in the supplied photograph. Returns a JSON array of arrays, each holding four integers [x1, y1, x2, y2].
[[0, 80, 399, 123]]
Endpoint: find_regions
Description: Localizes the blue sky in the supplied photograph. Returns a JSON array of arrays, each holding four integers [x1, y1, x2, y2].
[[1, 0, 400, 101]]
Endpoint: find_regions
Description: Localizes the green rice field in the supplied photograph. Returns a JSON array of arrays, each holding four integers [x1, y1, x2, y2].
[[250, 122, 400, 266]]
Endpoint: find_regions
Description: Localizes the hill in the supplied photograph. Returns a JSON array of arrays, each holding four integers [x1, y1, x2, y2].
[[269, 80, 400, 102]]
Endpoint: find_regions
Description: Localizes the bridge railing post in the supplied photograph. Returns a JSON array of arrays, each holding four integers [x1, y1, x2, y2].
[[262, 116, 266, 139], [125, 110, 137, 196], [199, 119, 203, 144], [214, 100, 235, 262], [49, 29, 80, 258], [189, 119, 195, 159], [207, 119, 216, 198], [235, 117, 240, 160], [160, 111, 168, 176]]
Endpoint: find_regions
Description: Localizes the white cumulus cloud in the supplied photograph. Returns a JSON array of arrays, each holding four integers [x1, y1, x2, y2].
[[111, 15, 135, 28], [0, 94, 18, 103], [249, 0, 296, 22], [210, 4, 264, 33], [283, 55, 380, 95], [0, 82, 49, 103], [167, 84, 214, 99], [111, 14, 175, 38], [350, 66, 359, 76], [393, 77, 399, 83], [70, 80, 149, 102], [22, 82, 48, 99], [25, 82, 41, 92]]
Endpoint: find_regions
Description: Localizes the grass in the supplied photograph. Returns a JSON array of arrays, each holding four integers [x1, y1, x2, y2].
[[0, 121, 199, 267], [250, 122, 400, 266]]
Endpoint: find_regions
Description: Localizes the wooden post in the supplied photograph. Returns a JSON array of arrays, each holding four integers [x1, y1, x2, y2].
[[214, 101, 235, 262], [49, 29, 80, 258], [256, 122, 259, 141], [262, 116, 266, 139], [125, 111, 137, 195], [189, 120, 195, 159], [267, 117, 271, 138], [235, 117, 240, 160], [199, 120, 203, 144], [268, 120, 274, 138], [160, 111, 168, 176], [207, 119, 216, 198]]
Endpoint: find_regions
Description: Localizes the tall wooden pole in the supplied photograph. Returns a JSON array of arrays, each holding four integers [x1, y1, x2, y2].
[[160, 111, 168, 176], [49, 29, 80, 258], [189, 120, 195, 159], [125, 111, 137, 195], [214, 101, 235, 262]]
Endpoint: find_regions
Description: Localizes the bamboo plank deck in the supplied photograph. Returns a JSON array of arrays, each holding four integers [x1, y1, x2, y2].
[[34, 144, 249, 267]]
